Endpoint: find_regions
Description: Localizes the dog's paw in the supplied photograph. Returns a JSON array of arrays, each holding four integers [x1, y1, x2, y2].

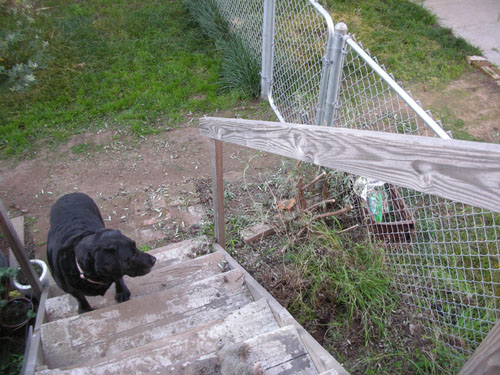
[[78, 305, 93, 314], [115, 289, 131, 303]]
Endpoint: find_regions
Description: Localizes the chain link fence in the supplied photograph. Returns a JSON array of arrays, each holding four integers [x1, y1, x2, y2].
[[331, 36, 500, 356], [208, 0, 500, 363]]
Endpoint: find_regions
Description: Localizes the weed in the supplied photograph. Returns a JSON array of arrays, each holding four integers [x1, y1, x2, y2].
[[71, 142, 94, 155], [139, 245, 151, 253], [0, 0, 47, 92], [0, 351, 23, 375], [182, 0, 261, 98], [286, 220, 397, 343]]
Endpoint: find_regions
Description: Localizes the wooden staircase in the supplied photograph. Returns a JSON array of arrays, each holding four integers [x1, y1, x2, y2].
[[32, 238, 347, 375]]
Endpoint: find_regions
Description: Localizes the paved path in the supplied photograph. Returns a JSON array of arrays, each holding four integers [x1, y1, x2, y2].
[[423, 0, 500, 67]]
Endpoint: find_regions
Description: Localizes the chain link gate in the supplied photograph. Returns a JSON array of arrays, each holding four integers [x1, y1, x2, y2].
[[208, 0, 500, 365]]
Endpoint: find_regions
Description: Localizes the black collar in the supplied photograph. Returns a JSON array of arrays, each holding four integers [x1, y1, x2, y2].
[[75, 255, 107, 285]]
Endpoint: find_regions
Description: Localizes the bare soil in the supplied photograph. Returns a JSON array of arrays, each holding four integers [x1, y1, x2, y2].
[[413, 70, 500, 142], [0, 104, 281, 261]]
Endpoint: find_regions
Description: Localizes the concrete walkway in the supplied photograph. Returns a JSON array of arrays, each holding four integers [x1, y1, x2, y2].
[[422, 0, 500, 67]]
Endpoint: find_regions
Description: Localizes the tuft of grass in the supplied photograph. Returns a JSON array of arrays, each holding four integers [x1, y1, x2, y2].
[[0, 0, 245, 158], [285, 220, 397, 343], [325, 0, 481, 84], [182, 0, 261, 98], [71, 141, 95, 154]]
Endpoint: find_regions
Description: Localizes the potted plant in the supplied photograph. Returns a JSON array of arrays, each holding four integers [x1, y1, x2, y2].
[[12, 259, 49, 296], [0, 266, 35, 331]]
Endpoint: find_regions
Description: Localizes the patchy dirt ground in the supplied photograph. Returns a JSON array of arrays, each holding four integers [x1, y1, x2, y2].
[[413, 70, 500, 142], [0, 107, 281, 260]]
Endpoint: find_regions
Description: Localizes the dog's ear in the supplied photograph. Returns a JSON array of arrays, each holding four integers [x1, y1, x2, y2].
[[101, 246, 117, 253]]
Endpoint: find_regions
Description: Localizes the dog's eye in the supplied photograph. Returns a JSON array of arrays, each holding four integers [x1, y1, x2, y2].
[[104, 247, 116, 253]]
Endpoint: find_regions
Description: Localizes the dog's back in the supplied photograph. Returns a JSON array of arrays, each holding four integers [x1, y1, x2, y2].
[[47, 193, 105, 287], [48, 193, 104, 243]]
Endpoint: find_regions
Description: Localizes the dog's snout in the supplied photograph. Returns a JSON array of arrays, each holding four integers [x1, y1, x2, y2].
[[149, 255, 157, 267]]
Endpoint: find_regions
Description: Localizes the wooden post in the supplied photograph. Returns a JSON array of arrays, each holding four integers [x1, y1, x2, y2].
[[459, 319, 500, 375], [0, 200, 42, 299], [210, 139, 225, 248]]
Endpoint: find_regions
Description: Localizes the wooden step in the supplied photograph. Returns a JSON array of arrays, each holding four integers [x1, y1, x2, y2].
[[169, 325, 319, 375], [147, 236, 212, 266], [45, 250, 224, 321], [37, 298, 280, 374], [41, 269, 252, 369], [46, 237, 211, 298]]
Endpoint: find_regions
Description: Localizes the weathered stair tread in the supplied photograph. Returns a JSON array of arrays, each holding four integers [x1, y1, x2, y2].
[[169, 325, 318, 375], [38, 298, 280, 375], [148, 237, 211, 266], [41, 269, 252, 369], [45, 250, 225, 321], [46, 237, 211, 298]]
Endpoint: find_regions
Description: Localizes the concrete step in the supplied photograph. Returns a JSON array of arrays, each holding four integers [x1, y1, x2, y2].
[[45, 250, 224, 321], [37, 298, 280, 375], [46, 237, 211, 298], [170, 325, 319, 375], [41, 269, 252, 369]]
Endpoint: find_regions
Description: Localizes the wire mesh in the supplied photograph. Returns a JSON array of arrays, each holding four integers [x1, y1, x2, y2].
[[211, 0, 500, 363], [213, 0, 263, 59], [328, 37, 500, 356], [271, 1, 331, 125]]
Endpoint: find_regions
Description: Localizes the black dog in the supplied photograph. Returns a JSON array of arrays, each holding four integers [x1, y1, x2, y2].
[[47, 193, 156, 313]]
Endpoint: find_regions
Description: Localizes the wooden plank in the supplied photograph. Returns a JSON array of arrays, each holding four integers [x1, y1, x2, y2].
[[459, 319, 500, 375], [241, 222, 276, 244], [41, 269, 252, 368], [168, 325, 317, 375], [37, 299, 279, 375], [0, 200, 42, 299], [8, 216, 23, 269], [45, 251, 226, 321], [214, 244, 349, 375], [200, 117, 500, 213], [210, 139, 225, 248]]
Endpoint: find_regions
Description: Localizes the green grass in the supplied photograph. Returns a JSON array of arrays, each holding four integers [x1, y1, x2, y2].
[[0, 0, 245, 157], [325, 0, 481, 83], [182, 0, 261, 97], [285, 221, 397, 343]]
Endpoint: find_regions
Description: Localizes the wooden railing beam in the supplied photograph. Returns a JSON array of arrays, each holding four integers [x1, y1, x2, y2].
[[200, 117, 500, 213], [458, 318, 500, 375]]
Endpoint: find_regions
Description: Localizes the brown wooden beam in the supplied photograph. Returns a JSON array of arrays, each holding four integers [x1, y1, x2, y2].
[[209, 139, 225, 248], [459, 319, 500, 375]]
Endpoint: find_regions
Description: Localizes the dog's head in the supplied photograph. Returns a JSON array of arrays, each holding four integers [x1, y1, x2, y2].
[[76, 229, 156, 281]]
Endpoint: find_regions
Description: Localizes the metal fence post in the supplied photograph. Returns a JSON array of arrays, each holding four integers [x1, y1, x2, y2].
[[315, 30, 335, 126], [324, 22, 347, 127], [261, 0, 276, 99]]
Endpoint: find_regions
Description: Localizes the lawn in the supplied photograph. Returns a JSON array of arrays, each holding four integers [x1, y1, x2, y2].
[[0, 0, 244, 157], [0, 0, 482, 158]]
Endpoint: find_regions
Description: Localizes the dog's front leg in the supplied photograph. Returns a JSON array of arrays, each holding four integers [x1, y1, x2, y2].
[[73, 293, 93, 314], [115, 277, 131, 303]]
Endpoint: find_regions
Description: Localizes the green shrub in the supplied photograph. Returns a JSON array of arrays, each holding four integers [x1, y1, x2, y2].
[[0, 0, 47, 92]]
